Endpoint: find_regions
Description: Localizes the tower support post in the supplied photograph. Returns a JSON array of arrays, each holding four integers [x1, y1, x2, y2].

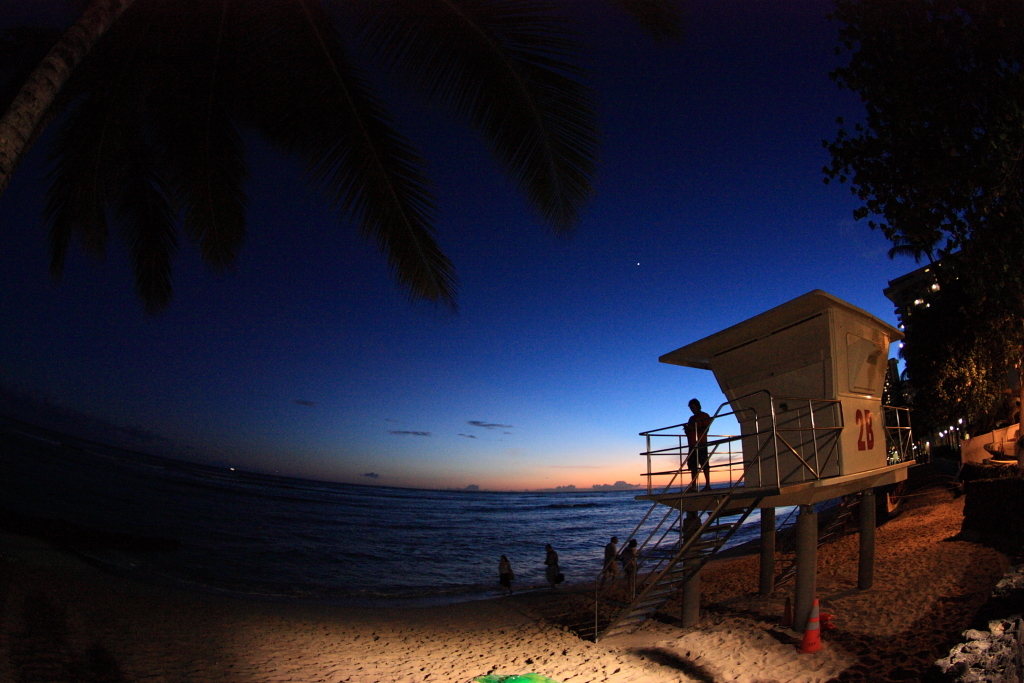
[[793, 504, 818, 632], [759, 507, 776, 596], [858, 489, 876, 590], [680, 510, 701, 627]]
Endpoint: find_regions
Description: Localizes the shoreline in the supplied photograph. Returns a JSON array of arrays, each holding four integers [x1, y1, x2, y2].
[[0, 476, 1009, 683], [0, 499, 771, 612]]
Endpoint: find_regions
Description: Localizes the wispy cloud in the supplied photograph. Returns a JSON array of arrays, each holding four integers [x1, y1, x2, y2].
[[468, 420, 513, 430], [389, 430, 431, 437], [294, 399, 317, 407], [457, 433, 477, 439], [363, 472, 380, 479]]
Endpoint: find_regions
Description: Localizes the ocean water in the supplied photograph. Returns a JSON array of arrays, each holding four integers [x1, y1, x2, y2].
[[0, 417, 785, 607]]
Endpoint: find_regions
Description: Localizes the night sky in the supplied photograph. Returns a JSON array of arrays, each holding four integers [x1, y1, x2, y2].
[[0, 0, 912, 490]]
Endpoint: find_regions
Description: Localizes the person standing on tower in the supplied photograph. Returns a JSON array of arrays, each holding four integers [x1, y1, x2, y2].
[[684, 398, 713, 491]]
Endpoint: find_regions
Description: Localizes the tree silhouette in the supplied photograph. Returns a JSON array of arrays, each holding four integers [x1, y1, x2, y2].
[[825, 0, 1024, 432], [0, 0, 682, 312]]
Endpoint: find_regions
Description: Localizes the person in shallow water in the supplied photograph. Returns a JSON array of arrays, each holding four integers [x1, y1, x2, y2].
[[498, 555, 514, 594], [599, 536, 618, 588], [544, 544, 560, 589]]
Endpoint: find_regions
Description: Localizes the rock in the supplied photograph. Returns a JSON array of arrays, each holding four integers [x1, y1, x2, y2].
[[935, 614, 1024, 682], [993, 567, 1024, 598]]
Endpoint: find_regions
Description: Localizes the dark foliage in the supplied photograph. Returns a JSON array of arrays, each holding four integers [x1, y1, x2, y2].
[[825, 0, 1024, 429], [897, 262, 1022, 433]]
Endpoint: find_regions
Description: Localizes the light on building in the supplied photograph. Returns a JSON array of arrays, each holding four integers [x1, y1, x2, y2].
[[913, 298, 924, 305], [931, 283, 940, 291]]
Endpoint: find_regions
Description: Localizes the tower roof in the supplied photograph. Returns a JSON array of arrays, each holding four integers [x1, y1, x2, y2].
[[659, 290, 903, 370]]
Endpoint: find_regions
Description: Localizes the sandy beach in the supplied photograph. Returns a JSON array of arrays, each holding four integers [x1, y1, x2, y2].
[[0, 475, 1009, 683]]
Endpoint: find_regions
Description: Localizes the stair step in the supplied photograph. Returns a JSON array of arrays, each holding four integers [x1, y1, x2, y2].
[[688, 540, 720, 551], [635, 590, 669, 600], [616, 611, 655, 624], [614, 614, 648, 625], [635, 595, 671, 606], [631, 602, 663, 612], [647, 582, 681, 592], [601, 627, 631, 639]]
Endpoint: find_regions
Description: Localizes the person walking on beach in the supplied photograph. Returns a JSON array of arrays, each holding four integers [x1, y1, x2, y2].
[[498, 555, 514, 594], [684, 398, 713, 491], [620, 539, 638, 598], [544, 544, 561, 589], [599, 536, 618, 588]]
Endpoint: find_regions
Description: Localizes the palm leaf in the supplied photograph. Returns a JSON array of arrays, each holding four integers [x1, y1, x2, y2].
[[112, 126, 178, 313], [234, 0, 456, 306], [45, 80, 178, 312], [146, 0, 248, 272], [43, 91, 111, 276], [45, 2, 180, 310], [356, 0, 599, 233]]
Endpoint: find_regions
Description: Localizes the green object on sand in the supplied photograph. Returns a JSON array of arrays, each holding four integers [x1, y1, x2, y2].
[[474, 674, 561, 683]]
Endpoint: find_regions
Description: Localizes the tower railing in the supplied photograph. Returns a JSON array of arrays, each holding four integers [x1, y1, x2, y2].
[[639, 391, 844, 495], [882, 404, 914, 465]]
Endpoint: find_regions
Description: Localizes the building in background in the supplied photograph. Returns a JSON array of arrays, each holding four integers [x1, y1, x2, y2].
[[882, 259, 964, 460], [882, 259, 950, 334]]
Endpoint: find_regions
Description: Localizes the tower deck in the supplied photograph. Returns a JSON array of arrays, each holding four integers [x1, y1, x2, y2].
[[637, 460, 911, 513]]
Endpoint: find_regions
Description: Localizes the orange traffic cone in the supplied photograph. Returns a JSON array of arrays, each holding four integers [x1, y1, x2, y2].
[[783, 597, 793, 628], [797, 599, 822, 654]]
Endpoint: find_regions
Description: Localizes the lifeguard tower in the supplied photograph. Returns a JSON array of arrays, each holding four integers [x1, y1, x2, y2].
[[594, 291, 914, 641]]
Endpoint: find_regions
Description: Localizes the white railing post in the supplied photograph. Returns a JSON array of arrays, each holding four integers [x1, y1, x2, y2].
[[646, 432, 652, 495]]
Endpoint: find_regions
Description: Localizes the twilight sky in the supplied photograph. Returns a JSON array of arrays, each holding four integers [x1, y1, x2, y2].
[[0, 0, 912, 490]]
